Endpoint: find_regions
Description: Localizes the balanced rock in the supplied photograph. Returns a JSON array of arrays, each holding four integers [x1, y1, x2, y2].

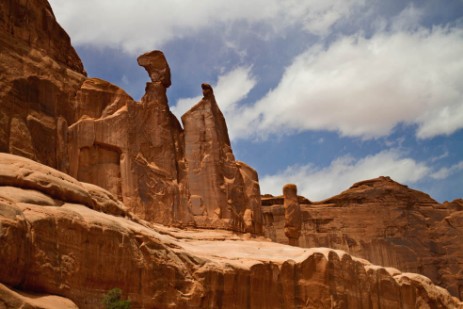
[[137, 50, 171, 88]]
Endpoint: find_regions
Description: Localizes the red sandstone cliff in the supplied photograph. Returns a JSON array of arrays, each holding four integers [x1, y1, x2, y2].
[[1, 153, 461, 308], [0, 0, 462, 308], [0, 0, 262, 232], [0, 0, 86, 171], [262, 176, 463, 300]]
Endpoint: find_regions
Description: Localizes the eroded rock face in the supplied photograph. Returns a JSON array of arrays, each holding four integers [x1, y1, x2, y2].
[[1, 0, 261, 232], [137, 50, 171, 88], [283, 183, 302, 246], [68, 77, 194, 226], [67, 53, 264, 232], [0, 283, 78, 309], [0, 0, 86, 172], [238, 161, 263, 235], [0, 154, 461, 309], [182, 84, 252, 232], [262, 176, 463, 300]]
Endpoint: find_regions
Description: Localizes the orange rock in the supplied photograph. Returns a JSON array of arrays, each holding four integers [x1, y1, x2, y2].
[[283, 183, 302, 245], [137, 50, 172, 88], [0, 0, 86, 172], [0, 283, 78, 309], [1, 154, 461, 308], [182, 84, 251, 232], [68, 77, 194, 226], [238, 161, 263, 235], [262, 176, 463, 300]]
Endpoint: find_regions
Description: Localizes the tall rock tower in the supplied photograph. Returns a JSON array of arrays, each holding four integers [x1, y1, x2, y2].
[[182, 84, 262, 233]]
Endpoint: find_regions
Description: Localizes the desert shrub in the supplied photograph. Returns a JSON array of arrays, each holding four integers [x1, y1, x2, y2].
[[102, 288, 131, 309]]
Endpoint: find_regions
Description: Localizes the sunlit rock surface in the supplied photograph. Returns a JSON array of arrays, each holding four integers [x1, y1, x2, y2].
[[1, 154, 461, 308], [262, 176, 463, 300]]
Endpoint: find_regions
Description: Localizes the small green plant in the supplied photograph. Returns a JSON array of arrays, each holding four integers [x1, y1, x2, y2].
[[102, 288, 131, 309]]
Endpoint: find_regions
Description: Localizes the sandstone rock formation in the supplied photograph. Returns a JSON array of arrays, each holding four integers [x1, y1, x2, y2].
[[283, 183, 302, 246], [67, 74, 194, 226], [0, 0, 86, 172], [67, 54, 261, 232], [137, 50, 172, 87], [1, 154, 461, 308], [182, 84, 258, 232], [0, 0, 262, 233], [0, 283, 78, 309], [237, 161, 264, 235], [2, 0, 463, 307], [262, 176, 463, 300]]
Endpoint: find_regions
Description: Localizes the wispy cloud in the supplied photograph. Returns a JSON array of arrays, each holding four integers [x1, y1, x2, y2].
[[49, 0, 364, 54], [431, 161, 463, 180], [260, 149, 436, 200], [171, 66, 256, 120]]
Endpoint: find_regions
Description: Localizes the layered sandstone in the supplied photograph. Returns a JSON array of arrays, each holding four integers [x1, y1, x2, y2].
[[182, 84, 259, 233], [1, 154, 461, 308], [0, 0, 86, 171], [0, 0, 262, 233], [68, 75, 193, 226], [67, 54, 261, 232], [262, 176, 463, 300], [0, 283, 78, 309]]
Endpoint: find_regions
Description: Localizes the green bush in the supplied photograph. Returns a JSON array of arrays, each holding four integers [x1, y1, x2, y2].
[[102, 288, 131, 309]]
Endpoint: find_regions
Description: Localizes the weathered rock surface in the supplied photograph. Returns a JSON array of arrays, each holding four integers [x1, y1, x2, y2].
[[0, 0, 86, 171], [1, 154, 461, 308], [137, 50, 172, 87], [0, 283, 78, 309], [1, 0, 262, 233], [237, 161, 264, 235], [182, 84, 258, 232], [283, 183, 302, 246], [68, 74, 194, 226], [67, 54, 261, 232], [262, 176, 463, 300]]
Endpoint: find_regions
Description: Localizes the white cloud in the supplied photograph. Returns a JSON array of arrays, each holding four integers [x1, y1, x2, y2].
[[48, 0, 364, 53], [260, 150, 432, 201], [171, 66, 256, 120], [431, 161, 463, 180], [228, 26, 463, 141], [391, 3, 424, 32]]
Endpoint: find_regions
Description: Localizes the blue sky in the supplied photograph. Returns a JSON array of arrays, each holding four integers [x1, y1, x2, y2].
[[49, 0, 463, 202]]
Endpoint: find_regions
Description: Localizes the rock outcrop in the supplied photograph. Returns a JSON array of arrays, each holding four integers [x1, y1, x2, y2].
[[68, 75, 194, 226], [1, 154, 461, 308], [262, 176, 463, 300], [0, 283, 78, 309], [182, 84, 258, 232], [2, 0, 463, 307], [0, 0, 262, 233], [283, 183, 302, 246], [67, 54, 261, 232], [68, 51, 195, 227], [0, 0, 86, 172]]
